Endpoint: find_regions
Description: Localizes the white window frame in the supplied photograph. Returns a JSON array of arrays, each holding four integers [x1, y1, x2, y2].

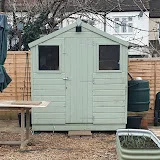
[[114, 16, 133, 34], [35, 43, 63, 73], [95, 43, 122, 73]]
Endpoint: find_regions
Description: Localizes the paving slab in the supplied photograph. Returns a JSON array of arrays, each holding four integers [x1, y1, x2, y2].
[[68, 131, 92, 138]]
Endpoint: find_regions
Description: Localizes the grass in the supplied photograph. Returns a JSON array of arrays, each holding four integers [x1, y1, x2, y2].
[[119, 135, 159, 149]]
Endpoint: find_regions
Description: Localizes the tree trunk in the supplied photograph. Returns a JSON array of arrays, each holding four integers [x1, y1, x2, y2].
[[0, 0, 5, 12]]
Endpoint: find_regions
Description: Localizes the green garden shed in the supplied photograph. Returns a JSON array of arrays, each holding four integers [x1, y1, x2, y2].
[[29, 19, 129, 131]]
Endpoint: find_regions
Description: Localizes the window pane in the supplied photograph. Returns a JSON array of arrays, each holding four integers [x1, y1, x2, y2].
[[115, 18, 119, 21], [99, 45, 120, 70], [115, 23, 120, 33], [128, 17, 132, 21], [121, 18, 127, 33], [128, 23, 133, 32], [39, 46, 59, 70], [115, 18, 120, 33], [122, 24, 127, 33]]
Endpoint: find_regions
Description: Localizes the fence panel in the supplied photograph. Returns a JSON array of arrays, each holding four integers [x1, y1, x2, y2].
[[1, 54, 160, 124], [0, 51, 31, 119], [129, 58, 160, 125]]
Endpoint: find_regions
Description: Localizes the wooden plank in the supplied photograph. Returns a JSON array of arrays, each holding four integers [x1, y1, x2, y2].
[[93, 113, 125, 118], [93, 96, 125, 102], [0, 141, 21, 145], [33, 79, 65, 85], [94, 78, 125, 84], [6, 73, 31, 78], [93, 84, 125, 90], [33, 96, 65, 102], [20, 140, 29, 149], [93, 90, 125, 96], [33, 73, 64, 79], [21, 108, 25, 149], [93, 107, 125, 112], [33, 106, 65, 113], [12, 101, 41, 105], [33, 85, 64, 90], [26, 109, 30, 140], [33, 113, 65, 119], [32, 124, 125, 131], [33, 90, 65, 96], [93, 101, 125, 107], [128, 66, 154, 69], [2, 87, 31, 93], [0, 93, 31, 97], [93, 118, 125, 124], [129, 58, 160, 61], [68, 131, 92, 136], [32, 119, 65, 124], [93, 73, 125, 79]]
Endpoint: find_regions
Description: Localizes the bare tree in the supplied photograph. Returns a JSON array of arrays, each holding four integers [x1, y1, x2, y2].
[[0, 0, 5, 12], [5, 0, 107, 50]]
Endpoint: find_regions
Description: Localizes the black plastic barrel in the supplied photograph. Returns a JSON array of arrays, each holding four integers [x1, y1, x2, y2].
[[126, 116, 142, 129], [128, 80, 150, 112]]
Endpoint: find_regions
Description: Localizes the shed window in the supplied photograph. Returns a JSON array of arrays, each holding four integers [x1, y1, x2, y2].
[[99, 45, 120, 70], [39, 46, 59, 70]]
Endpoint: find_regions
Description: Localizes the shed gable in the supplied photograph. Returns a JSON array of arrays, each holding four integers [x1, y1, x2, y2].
[[29, 19, 129, 48]]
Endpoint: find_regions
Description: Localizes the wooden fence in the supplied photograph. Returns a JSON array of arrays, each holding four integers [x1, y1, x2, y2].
[[128, 58, 160, 125], [0, 51, 31, 119], [0, 52, 160, 125]]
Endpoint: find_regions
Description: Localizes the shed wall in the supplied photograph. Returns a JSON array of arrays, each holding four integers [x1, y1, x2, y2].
[[31, 41, 66, 125], [92, 46, 128, 125], [31, 26, 128, 130], [1, 54, 158, 126]]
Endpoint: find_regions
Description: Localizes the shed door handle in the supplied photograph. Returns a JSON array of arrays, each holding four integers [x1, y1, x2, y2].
[[63, 77, 68, 80]]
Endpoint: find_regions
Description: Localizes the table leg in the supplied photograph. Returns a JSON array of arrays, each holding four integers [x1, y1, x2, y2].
[[26, 109, 30, 140], [20, 108, 25, 149]]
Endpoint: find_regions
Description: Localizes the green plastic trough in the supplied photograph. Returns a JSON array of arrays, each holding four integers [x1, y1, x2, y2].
[[116, 129, 160, 160]]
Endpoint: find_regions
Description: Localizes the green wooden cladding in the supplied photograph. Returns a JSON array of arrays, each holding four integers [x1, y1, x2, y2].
[[29, 20, 128, 131]]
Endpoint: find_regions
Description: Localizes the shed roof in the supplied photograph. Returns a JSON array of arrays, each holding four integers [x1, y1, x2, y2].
[[28, 19, 129, 48]]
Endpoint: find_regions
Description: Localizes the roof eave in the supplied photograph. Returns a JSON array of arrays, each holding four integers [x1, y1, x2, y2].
[[29, 20, 129, 48]]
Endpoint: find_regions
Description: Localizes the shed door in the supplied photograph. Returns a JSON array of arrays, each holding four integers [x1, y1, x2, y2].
[[65, 38, 93, 123]]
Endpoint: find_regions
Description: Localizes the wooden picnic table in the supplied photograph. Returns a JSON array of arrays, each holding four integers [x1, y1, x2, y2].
[[0, 101, 50, 149]]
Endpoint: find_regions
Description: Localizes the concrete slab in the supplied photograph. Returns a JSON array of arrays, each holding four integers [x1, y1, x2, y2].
[[68, 131, 92, 137]]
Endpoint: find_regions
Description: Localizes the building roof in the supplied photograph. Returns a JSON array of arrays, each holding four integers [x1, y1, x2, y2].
[[150, 0, 160, 18], [90, 0, 150, 12], [29, 19, 129, 48], [4, 0, 150, 12]]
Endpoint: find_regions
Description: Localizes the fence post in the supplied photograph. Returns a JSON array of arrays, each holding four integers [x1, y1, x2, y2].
[[14, 53, 17, 100], [154, 61, 157, 103]]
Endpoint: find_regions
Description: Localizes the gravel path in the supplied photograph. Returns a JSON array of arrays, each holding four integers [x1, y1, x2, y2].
[[0, 121, 117, 160]]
